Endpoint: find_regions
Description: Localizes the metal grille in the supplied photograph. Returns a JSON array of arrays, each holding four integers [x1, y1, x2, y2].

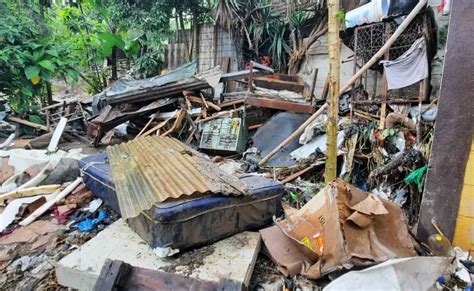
[[353, 13, 428, 64], [349, 12, 434, 103]]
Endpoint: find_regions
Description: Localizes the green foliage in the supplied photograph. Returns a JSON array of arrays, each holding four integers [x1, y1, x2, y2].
[[0, 1, 78, 115], [28, 114, 45, 125], [48, 0, 176, 89], [132, 51, 165, 78], [1, 0, 210, 109], [337, 9, 345, 24], [289, 10, 310, 30], [438, 24, 448, 46]]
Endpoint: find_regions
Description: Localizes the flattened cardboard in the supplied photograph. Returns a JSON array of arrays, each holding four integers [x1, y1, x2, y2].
[[260, 225, 315, 277], [267, 179, 416, 279]]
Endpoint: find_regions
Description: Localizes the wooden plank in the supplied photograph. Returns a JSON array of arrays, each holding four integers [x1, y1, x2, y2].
[[281, 164, 317, 184], [0, 184, 61, 204], [417, 0, 474, 242], [100, 260, 221, 291], [7, 116, 49, 131], [254, 77, 304, 93], [219, 70, 270, 83], [219, 98, 245, 108], [93, 259, 120, 291], [309, 68, 319, 104], [246, 96, 315, 113]]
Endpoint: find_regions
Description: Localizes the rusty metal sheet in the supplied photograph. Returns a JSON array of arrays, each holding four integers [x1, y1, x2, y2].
[[107, 136, 250, 219], [105, 61, 197, 101]]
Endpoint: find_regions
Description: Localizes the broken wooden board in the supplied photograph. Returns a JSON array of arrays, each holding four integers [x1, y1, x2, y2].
[[93, 259, 242, 291], [254, 74, 305, 93], [56, 219, 261, 290], [6, 116, 49, 132], [246, 96, 315, 113]]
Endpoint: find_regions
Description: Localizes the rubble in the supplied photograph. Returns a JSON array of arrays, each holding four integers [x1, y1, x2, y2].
[[1, 0, 471, 289]]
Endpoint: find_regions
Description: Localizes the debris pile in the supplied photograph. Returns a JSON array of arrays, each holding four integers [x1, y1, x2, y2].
[[0, 1, 472, 289]]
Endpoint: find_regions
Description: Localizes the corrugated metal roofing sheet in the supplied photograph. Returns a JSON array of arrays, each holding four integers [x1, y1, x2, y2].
[[105, 61, 197, 100], [107, 136, 249, 219]]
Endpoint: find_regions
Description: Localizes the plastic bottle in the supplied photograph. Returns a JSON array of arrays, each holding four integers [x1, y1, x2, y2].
[[428, 234, 452, 256]]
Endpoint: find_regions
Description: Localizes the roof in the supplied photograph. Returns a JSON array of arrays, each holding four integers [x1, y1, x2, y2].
[[105, 61, 198, 101], [107, 136, 249, 218]]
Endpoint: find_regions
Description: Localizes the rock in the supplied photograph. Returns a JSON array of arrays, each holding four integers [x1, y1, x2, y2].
[[41, 158, 80, 185]]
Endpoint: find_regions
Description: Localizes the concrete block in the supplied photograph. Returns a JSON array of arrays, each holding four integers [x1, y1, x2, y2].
[[56, 219, 260, 290]]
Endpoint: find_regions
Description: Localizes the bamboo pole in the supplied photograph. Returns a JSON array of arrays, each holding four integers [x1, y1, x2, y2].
[[324, 0, 341, 182]]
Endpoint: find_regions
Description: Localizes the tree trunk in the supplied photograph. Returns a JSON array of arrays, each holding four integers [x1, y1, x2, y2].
[[192, 14, 199, 61], [46, 82, 53, 105], [111, 47, 118, 81], [179, 11, 191, 62], [324, 0, 340, 183]]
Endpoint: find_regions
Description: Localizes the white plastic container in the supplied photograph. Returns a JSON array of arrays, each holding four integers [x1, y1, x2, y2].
[[345, 0, 390, 28]]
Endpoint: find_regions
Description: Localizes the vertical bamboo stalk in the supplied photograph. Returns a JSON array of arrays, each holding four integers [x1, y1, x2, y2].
[[324, 0, 341, 183]]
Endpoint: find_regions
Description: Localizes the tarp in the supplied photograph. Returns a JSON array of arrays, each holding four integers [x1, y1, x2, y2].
[[324, 257, 452, 291]]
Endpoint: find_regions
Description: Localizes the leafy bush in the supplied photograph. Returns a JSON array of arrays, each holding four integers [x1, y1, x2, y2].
[[0, 1, 78, 115]]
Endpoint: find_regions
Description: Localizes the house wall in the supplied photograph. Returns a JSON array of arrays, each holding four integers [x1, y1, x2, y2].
[[166, 24, 238, 74], [453, 139, 474, 251]]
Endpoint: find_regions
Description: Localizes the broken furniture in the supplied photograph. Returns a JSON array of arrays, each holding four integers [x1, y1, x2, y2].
[[347, 9, 437, 128]]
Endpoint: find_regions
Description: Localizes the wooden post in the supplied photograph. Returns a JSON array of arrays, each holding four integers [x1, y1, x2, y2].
[[379, 24, 391, 130], [324, 0, 340, 183], [309, 68, 319, 104]]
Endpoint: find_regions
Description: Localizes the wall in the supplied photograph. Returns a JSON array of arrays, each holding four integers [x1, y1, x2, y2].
[[166, 24, 239, 74], [297, 34, 378, 99], [453, 139, 474, 252]]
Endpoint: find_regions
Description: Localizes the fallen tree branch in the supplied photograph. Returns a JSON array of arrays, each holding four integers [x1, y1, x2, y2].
[[369, 149, 424, 178], [288, 15, 328, 75]]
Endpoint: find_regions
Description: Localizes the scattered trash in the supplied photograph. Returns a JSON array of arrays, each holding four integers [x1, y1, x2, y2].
[[0, 195, 51, 232], [404, 165, 428, 191], [83, 198, 103, 213], [0, 1, 467, 288], [268, 179, 416, 279], [76, 210, 107, 232], [324, 257, 452, 291]]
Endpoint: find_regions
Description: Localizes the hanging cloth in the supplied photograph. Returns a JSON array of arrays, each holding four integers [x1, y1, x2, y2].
[[380, 38, 429, 90]]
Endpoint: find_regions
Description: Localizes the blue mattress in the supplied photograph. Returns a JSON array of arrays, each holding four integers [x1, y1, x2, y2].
[[79, 152, 283, 250]]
